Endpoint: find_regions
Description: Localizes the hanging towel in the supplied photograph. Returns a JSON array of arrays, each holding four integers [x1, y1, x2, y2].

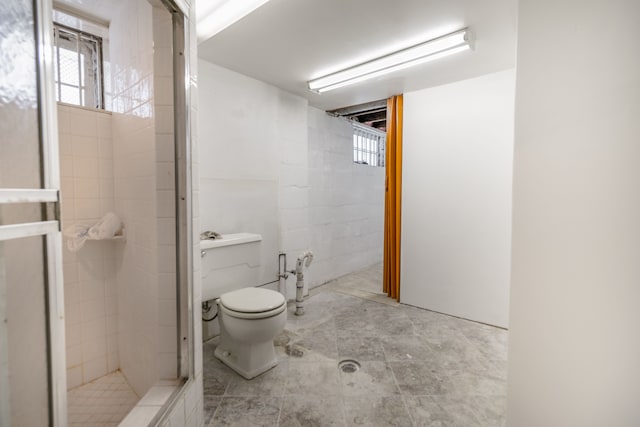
[[200, 230, 222, 240]]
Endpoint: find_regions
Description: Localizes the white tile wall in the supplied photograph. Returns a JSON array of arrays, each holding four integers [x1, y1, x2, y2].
[[306, 107, 385, 287], [108, 2, 204, 425], [196, 62, 384, 305], [277, 92, 312, 298], [197, 60, 283, 290], [110, 0, 158, 397], [59, 104, 118, 390]]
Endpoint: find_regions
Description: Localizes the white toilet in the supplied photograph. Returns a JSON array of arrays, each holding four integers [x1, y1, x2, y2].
[[215, 287, 286, 379], [200, 233, 287, 379]]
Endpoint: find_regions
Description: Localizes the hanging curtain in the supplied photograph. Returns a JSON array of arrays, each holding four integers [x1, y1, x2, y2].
[[383, 94, 403, 301]]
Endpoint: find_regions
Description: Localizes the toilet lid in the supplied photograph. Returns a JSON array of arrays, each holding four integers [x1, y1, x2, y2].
[[219, 287, 285, 313]]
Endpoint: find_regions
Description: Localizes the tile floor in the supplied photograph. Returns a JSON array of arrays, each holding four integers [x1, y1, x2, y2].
[[203, 264, 508, 426], [67, 370, 139, 426]]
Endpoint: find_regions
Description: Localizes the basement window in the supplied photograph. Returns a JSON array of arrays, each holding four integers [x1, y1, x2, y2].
[[328, 100, 387, 168], [53, 22, 104, 109], [353, 122, 386, 167]]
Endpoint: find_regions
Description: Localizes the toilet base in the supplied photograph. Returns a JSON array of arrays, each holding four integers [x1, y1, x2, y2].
[[214, 339, 279, 379]]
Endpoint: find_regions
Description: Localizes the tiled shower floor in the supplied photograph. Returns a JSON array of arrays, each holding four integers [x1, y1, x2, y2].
[[67, 371, 139, 426], [203, 264, 508, 426]]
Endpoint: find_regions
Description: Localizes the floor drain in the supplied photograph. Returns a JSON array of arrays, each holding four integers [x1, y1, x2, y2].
[[338, 359, 361, 373]]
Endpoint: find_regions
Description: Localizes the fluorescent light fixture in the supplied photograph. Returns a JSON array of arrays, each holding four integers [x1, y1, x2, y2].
[[308, 28, 473, 94], [197, 0, 271, 43]]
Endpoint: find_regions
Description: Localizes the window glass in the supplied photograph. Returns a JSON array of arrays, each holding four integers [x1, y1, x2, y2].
[[353, 123, 386, 167], [53, 23, 103, 109]]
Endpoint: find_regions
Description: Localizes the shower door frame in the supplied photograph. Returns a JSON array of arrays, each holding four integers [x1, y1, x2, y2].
[[0, 0, 67, 425], [165, 0, 194, 383]]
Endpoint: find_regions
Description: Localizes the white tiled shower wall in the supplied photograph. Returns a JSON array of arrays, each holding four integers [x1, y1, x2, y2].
[[56, 0, 202, 423], [59, 104, 118, 389], [197, 60, 385, 299], [110, 0, 160, 397], [119, 0, 204, 423]]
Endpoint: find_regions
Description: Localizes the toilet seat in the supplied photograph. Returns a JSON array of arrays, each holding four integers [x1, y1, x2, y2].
[[219, 287, 286, 320]]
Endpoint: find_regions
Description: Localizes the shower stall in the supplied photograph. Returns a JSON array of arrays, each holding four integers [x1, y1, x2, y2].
[[0, 0, 195, 425]]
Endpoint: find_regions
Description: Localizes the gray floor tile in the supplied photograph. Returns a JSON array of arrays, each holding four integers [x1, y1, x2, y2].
[[343, 395, 413, 426], [340, 361, 400, 396], [210, 396, 281, 427], [463, 327, 509, 362], [380, 335, 432, 361], [203, 340, 242, 396], [284, 361, 341, 396], [225, 360, 288, 396], [334, 304, 382, 336], [291, 314, 337, 336], [374, 314, 415, 336], [286, 331, 339, 362], [423, 336, 486, 371], [449, 369, 507, 397], [279, 395, 346, 427], [201, 263, 508, 426], [203, 395, 221, 426], [389, 360, 454, 395], [404, 395, 486, 427], [337, 336, 386, 361]]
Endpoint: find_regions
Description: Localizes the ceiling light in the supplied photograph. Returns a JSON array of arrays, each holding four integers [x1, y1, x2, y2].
[[308, 28, 473, 94], [197, 0, 271, 43]]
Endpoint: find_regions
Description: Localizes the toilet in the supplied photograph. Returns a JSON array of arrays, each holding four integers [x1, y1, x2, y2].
[[214, 287, 286, 379], [200, 233, 287, 379]]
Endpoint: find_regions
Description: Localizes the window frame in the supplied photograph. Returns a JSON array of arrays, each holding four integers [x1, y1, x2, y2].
[[352, 121, 386, 167], [52, 21, 105, 110]]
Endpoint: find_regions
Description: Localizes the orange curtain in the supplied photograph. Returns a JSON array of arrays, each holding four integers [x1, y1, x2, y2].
[[383, 94, 403, 301]]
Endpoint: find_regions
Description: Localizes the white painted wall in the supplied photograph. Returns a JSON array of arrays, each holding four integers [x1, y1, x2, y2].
[[198, 59, 297, 291], [197, 60, 385, 303], [507, 1, 640, 425], [401, 69, 515, 327], [307, 107, 385, 287]]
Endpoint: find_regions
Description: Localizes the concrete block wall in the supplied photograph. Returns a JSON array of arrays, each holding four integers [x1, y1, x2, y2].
[[277, 91, 311, 298], [197, 61, 385, 302], [306, 107, 385, 287], [198, 61, 281, 291]]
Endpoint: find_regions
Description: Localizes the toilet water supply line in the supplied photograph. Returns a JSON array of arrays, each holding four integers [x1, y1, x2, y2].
[[279, 251, 314, 316]]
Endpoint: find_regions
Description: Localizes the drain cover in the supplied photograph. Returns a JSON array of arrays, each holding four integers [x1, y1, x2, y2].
[[338, 359, 361, 373]]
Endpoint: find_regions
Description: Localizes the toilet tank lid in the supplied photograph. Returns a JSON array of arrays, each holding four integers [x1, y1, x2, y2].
[[220, 288, 285, 313]]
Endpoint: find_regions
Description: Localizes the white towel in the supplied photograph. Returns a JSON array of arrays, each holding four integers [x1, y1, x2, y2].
[[63, 224, 89, 252], [88, 212, 122, 240]]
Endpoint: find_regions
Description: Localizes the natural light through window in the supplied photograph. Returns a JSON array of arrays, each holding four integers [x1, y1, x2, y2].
[[353, 122, 386, 167], [53, 23, 104, 109]]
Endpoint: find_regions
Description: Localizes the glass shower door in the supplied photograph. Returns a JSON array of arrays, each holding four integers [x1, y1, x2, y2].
[[0, 0, 66, 425]]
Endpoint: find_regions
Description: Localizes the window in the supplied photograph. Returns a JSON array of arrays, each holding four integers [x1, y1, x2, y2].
[[53, 23, 104, 109], [353, 122, 386, 167]]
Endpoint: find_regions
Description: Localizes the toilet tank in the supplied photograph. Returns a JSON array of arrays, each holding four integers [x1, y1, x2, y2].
[[200, 233, 262, 302]]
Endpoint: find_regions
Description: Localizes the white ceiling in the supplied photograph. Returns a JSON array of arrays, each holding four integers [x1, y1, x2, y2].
[[53, 0, 518, 112], [198, 0, 518, 111]]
